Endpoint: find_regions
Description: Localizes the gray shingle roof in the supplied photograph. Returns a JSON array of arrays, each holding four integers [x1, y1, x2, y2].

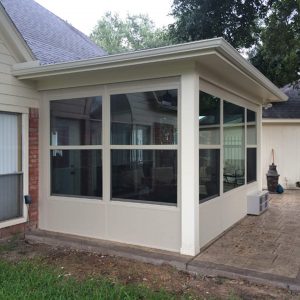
[[0, 0, 107, 64], [263, 82, 300, 119]]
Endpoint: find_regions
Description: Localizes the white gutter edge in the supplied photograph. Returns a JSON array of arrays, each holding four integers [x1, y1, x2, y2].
[[12, 37, 288, 102]]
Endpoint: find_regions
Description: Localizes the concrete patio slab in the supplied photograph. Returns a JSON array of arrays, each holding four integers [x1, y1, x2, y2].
[[194, 191, 300, 279]]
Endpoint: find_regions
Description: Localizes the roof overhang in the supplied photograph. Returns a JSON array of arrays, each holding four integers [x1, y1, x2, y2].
[[12, 38, 288, 103]]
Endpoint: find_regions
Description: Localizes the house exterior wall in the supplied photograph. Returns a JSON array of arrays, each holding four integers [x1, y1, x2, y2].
[[0, 29, 39, 236], [262, 122, 300, 189]]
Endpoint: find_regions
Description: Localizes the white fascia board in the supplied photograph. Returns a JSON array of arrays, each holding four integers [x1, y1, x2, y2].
[[12, 37, 287, 102], [12, 38, 222, 77], [217, 41, 288, 103]]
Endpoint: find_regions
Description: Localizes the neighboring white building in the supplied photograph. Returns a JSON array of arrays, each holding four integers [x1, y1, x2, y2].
[[262, 83, 300, 189], [0, 0, 287, 255]]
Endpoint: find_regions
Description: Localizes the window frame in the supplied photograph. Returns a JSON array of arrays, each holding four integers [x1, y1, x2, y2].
[[48, 87, 105, 200], [246, 109, 258, 184], [199, 81, 260, 203], [0, 104, 29, 229], [199, 91, 222, 204], [45, 79, 181, 207], [108, 81, 180, 206]]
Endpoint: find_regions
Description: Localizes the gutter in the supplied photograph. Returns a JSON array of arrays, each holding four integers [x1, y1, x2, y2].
[[12, 37, 288, 102]]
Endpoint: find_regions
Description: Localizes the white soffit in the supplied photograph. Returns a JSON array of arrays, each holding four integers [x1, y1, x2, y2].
[[12, 38, 288, 103]]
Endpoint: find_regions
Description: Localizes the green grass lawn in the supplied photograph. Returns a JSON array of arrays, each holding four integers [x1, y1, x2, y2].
[[0, 260, 184, 300]]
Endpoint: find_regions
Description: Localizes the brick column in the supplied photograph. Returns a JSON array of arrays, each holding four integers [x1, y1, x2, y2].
[[27, 108, 39, 229]]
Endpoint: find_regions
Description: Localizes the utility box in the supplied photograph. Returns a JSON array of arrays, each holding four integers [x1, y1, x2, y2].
[[247, 191, 269, 215]]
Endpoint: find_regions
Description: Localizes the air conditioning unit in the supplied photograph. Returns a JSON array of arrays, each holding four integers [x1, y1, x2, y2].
[[247, 191, 269, 215]]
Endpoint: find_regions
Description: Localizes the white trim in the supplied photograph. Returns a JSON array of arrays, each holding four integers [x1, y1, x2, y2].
[[0, 217, 26, 229], [50, 145, 103, 150], [0, 104, 28, 114], [12, 38, 287, 102], [262, 118, 300, 124]]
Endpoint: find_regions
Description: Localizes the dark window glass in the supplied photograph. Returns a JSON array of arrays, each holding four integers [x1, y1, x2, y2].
[[199, 149, 220, 203], [247, 109, 257, 145], [247, 148, 257, 183], [111, 150, 177, 204], [111, 90, 177, 145], [199, 92, 220, 144], [50, 97, 102, 145], [51, 150, 102, 198], [223, 101, 245, 192]]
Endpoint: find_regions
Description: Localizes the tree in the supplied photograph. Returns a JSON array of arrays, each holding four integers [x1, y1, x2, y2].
[[250, 0, 300, 87], [169, 0, 268, 49], [90, 12, 171, 54]]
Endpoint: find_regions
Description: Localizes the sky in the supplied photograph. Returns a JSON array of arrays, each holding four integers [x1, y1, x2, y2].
[[35, 0, 175, 35]]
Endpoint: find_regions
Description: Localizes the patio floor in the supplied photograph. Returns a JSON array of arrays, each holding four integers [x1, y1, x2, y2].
[[195, 190, 300, 279]]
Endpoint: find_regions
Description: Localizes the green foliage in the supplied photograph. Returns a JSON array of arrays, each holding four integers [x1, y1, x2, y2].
[[169, 0, 268, 49], [90, 12, 171, 54], [0, 259, 182, 300], [249, 0, 300, 87]]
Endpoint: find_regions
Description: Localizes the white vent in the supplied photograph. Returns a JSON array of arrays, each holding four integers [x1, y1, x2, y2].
[[247, 191, 269, 215]]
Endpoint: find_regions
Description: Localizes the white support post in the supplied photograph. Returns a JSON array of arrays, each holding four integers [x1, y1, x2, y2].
[[257, 105, 263, 191], [180, 68, 200, 256]]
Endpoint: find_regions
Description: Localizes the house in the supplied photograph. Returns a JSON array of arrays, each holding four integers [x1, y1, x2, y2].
[[262, 82, 300, 189], [0, 0, 287, 255]]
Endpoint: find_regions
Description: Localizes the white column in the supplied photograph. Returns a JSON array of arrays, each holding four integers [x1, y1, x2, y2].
[[180, 68, 200, 256], [257, 105, 263, 191]]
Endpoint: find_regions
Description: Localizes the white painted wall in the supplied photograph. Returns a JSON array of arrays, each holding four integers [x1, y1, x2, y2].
[[262, 122, 300, 189]]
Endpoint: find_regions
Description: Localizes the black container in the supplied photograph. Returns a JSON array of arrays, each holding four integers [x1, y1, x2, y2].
[[266, 163, 279, 193]]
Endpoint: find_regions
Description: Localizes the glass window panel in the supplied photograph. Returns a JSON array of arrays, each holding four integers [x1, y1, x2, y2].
[[199, 92, 220, 145], [199, 149, 220, 203], [50, 97, 102, 146], [0, 113, 22, 174], [247, 148, 257, 183], [223, 101, 245, 192], [111, 150, 177, 204], [111, 90, 177, 145], [247, 109, 257, 145], [0, 112, 23, 221], [51, 150, 102, 198]]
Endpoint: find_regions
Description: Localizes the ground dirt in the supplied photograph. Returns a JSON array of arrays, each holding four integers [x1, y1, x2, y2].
[[0, 238, 299, 300]]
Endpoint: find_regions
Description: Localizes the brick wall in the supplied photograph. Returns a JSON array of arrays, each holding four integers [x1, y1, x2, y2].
[[0, 108, 39, 238], [28, 108, 39, 229]]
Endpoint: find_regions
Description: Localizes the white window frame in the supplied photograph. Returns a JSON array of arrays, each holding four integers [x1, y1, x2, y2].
[[246, 109, 258, 184], [44, 78, 181, 207], [0, 104, 29, 229], [199, 79, 260, 203], [107, 79, 180, 206], [49, 89, 104, 200]]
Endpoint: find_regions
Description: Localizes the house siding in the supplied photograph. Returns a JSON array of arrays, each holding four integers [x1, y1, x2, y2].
[[0, 29, 40, 237]]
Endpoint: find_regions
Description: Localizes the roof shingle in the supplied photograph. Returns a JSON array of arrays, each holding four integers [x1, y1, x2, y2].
[[263, 82, 300, 119], [0, 0, 107, 64]]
